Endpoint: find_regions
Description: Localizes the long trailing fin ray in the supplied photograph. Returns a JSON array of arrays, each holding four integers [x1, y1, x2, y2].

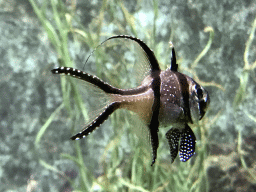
[[131, 38, 151, 85], [166, 128, 181, 163], [51, 67, 148, 95], [84, 35, 160, 89], [52, 67, 121, 94], [70, 102, 121, 140], [106, 35, 161, 72], [50, 67, 116, 136], [179, 124, 196, 162]]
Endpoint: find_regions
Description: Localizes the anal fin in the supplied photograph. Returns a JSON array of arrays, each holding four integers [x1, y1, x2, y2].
[[149, 123, 159, 166]]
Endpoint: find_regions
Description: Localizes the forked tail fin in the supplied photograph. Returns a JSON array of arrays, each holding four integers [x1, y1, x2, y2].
[[51, 67, 151, 140], [51, 67, 123, 140]]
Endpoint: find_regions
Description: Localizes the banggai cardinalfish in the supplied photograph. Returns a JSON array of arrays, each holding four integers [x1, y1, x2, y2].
[[52, 35, 210, 166]]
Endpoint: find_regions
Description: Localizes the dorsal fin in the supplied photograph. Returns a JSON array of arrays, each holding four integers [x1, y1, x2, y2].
[[84, 35, 161, 89], [169, 42, 178, 71], [105, 35, 161, 72]]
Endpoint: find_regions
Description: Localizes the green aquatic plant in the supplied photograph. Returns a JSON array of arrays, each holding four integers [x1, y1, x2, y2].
[[29, 0, 93, 191], [183, 26, 224, 91], [233, 16, 256, 109], [29, 0, 221, 191]]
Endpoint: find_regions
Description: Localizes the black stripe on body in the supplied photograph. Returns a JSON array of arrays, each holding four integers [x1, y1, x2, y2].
[[70, 102, 121, 140], [175, 72, 192, 123], [103, 36, 162, 166], [149, 71, 161, 166], [51, 67, 148, 95], [104, 36, 163, 166]]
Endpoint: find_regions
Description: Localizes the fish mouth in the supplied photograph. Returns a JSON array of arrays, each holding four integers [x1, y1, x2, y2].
[[199, 91, 210, 120]]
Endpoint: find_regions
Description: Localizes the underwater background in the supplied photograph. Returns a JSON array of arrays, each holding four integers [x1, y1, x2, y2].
[[1, 0, 256, 191]]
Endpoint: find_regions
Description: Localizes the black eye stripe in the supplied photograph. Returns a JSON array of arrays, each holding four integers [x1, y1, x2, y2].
[[194, 85, 203, 100], [196, 88, 203, 97]]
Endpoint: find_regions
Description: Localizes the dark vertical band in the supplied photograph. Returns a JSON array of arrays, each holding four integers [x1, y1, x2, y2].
[[175, 72, 192, 123], [149, 71, 161, 166]]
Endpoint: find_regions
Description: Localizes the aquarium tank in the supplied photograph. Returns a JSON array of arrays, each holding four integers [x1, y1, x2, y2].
[[1, 0, 256, 191]]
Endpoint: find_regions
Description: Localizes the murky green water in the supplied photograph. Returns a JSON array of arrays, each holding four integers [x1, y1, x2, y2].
[[1, 0, 256, 191]]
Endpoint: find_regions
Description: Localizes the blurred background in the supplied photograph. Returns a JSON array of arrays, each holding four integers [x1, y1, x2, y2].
[[1, 0, 256, 191]]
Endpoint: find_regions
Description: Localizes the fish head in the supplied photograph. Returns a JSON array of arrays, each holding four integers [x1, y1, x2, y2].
[[188, 77, 210, 123]]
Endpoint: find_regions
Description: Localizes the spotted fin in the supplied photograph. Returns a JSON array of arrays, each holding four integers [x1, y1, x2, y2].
[[179, 124, 196, 162], [166, 128, 181, 163], [166, 124, 196, 163], [70, 102, 121, 140]]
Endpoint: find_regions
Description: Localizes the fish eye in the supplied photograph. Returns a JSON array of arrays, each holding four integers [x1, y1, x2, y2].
[[193, 84, 204, 101], [196, 87, 203, 100]]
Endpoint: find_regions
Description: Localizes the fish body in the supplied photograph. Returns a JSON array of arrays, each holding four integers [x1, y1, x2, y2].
[[52, 35, 210, 165]]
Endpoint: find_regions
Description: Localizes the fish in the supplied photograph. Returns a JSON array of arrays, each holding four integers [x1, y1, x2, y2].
[[51, 35, 210, 165]]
